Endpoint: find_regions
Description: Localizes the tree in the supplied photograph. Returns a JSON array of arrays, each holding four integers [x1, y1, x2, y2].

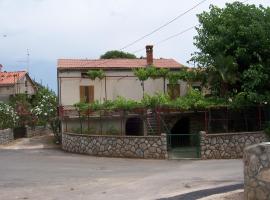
[[100, 50, 137, 59], [31, 88, 60, 142], [191, 2, 270, 99]]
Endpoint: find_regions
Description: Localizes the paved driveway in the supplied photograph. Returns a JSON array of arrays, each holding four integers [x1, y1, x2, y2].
[[0, 136, 243, 200]]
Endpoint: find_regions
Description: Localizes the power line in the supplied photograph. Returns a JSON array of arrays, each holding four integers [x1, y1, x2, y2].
[[131, 25, 196, 54], [119, 0, 208, 51], [130, 0, 251, 54], [77, 0, 208, 68]]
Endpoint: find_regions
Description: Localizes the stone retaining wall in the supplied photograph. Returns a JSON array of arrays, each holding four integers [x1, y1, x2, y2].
[[26, 126, 50, 138], [62, 132, 167, 159], [0, 128, 14, 145], [200, 131, 268, 159], [244, 142, 270, 200]]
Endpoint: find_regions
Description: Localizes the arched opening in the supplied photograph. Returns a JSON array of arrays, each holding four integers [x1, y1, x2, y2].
[[170, 117, 190, 147], [125, 117, 143, 136]]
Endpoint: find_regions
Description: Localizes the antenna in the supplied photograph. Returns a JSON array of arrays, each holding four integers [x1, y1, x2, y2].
[[16, 49, 30, 72], [27, 49, 30, 73]]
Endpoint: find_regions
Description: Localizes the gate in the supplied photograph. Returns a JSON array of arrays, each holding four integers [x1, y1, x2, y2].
[[167, 133, 200, 159], [13, 127, 26, 139]]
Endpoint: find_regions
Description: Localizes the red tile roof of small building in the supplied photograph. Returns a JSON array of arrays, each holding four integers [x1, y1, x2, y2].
[[0, 71, 27, 86], [57, 58, 184, 70]]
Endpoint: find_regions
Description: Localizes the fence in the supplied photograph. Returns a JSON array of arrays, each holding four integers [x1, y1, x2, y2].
[[205, 106, 270, 134], [59, 105, 270, 135]]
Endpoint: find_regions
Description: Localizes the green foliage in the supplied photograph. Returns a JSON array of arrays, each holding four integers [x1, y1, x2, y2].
[[0, 102, 18, 129], [103, 100, 115, 110], [242, 64, 268, 93], [167, 72, 180, 84], [191, 2, 270, 98], [31, 88, 57, 126], [9, 94, 33, 127], [133, 67, 170, 81], [88, 101, 102, 111], [229, 91, 270, 109], [73, 90, 230, 112], [156, 68, 169, 77], [31, 87, 59, 142], [86, 70, 105, 80], [166, 68, 204, 84], [100, 50, 136, 59], [169, 89, 206, 110], [111, 96, 140, 111], [74, 102, 89, 115], [141, 93, 170, 108], [133, 68, 149, 81]]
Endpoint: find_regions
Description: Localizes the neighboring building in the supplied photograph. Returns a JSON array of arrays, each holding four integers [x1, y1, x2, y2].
[[57, 45, 195, 135], [0, 70, 37, 102]]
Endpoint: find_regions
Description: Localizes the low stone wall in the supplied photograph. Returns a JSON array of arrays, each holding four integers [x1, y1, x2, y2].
[[0, 128, 14, 145], [244, 142, 270, 200], [26, 126, 50, 138], [200, 131, 268, 159], [62, 132, 167, 159]]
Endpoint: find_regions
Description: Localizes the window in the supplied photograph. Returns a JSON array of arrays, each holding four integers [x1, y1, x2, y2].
[[81, 73, 88, 78], [167, 84, 180, 99], [80, 86, 94, 103]]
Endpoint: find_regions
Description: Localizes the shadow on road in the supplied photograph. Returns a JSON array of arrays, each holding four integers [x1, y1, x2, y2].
[[159, 183, 243, 200]]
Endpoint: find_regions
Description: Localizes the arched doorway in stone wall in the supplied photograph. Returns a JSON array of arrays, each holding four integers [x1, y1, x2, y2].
[[125, 117, 143, 136], [170, 117, 190, 147]]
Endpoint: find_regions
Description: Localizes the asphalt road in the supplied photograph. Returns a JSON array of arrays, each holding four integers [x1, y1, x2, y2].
[[0, 136, 243, 200]]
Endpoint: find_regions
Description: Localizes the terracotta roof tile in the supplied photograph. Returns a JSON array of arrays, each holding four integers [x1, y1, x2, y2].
[[57, 58, 184, 69], [0, 71, 27, 86]]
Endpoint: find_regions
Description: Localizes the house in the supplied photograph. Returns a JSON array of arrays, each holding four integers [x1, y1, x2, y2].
[[57, 45, 201, 136], [0, 68, 37, 102], [57, 46, 188, 105]]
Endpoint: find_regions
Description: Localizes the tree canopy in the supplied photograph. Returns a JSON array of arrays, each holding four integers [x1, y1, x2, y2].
[[191, 2, 270, 102], [100, 50, 137, 59]]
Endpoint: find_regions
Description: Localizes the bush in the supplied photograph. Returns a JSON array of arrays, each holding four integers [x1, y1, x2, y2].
[[0, 102, 18, 129], [141, 93, 170, 108]]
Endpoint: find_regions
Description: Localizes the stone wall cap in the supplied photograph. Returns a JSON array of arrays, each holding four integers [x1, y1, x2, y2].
[[0, 128, 11, 132], [63, 132, 163, 138], [244, 142, 270, 152], [203, 131, 264, 137]]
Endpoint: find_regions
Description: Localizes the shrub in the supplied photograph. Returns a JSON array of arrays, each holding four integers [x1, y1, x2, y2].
[[0, 102, 18, 129]]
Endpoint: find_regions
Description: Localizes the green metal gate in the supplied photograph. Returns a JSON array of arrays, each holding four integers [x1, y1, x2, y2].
[[167, 133, 200, 159]]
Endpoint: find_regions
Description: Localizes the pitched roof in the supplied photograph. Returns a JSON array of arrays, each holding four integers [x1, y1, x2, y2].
[[0, 71, 27, 86], [57, 58, 184, 70]]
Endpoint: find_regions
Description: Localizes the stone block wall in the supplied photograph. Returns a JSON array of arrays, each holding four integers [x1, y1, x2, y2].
[[0, 128, 14, 145], [26, 126, 50, 138], [200, 131, 268, 159], [244, 142, 270, 200], [62, 132, 167, 159]]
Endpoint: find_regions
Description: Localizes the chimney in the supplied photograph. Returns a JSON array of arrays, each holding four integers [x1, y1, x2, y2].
[[146, 45, 153, 66]]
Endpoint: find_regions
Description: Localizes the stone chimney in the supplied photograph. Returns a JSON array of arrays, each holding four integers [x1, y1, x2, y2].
[[146, 45, 153, 66]]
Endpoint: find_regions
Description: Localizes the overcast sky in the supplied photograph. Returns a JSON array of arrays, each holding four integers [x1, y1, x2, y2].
[[0, 0, 269, 91]]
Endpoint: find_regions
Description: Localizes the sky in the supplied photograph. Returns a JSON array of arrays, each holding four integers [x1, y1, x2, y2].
[[0, 0, 269, 91]]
